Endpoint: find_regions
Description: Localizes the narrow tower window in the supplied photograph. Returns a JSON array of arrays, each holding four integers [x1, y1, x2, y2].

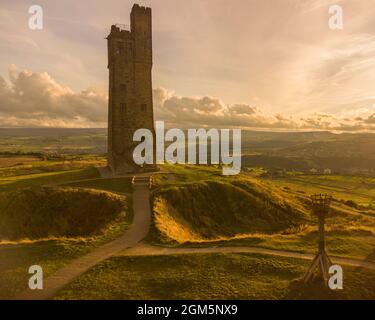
[[120, 103, 126, 114], [120, 83, 127, 94]]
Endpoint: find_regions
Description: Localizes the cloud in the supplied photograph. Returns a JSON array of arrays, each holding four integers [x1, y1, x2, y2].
[[0, 66, 374, 132], [228, 104, 257, 115], [154, 87, 375, 132], [365, 114, 375, 124], [0, 65, 107, 127], [2, 0, 375, 120]]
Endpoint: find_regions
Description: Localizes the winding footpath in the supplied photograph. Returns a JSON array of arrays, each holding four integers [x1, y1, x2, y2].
[[122, 244, 375, 271], [15, 173, 375, 300], [16, 175, 152, 300]]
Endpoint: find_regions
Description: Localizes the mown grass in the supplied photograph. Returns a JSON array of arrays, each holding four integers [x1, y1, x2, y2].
[[54, 252, 375, 300]]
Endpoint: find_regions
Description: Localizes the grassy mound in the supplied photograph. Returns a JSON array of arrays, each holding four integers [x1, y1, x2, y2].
[[152, 178, 309, 243], [0, 187, 126, 241]]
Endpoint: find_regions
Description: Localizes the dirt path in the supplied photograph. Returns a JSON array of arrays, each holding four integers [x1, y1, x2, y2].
[[121, 244, 375, 270], [15, 171, 375, 299], [15, 176, 151, 300]]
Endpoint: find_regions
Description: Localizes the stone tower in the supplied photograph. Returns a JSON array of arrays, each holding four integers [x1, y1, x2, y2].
[[107, 4, 155, 174]]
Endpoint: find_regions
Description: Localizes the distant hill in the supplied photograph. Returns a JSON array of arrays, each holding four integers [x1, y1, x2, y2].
[[0, 128, 374, 173], [241, 131, 375, 173]]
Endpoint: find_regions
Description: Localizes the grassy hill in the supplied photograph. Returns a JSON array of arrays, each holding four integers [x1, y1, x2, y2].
[[0, 176, 133, 299], [152, 178, 309, 243], [0, 187, 127, 241], [148, 165, 375, 261]]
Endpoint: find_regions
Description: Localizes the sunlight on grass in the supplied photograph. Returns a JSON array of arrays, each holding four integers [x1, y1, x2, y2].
[[54, 253, 375, 300], [148, 165, 375, 261], [0, 167, 100, 191]]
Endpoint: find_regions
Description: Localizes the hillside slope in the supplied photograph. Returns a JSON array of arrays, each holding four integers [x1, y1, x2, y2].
[[152, 178, 309, 243], [0, 187, 127, 241]]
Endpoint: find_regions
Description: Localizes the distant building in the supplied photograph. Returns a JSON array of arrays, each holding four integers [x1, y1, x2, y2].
[[324, 168, 332, 175], [106, 4, 156, 174], [310, 168, 318, 174]]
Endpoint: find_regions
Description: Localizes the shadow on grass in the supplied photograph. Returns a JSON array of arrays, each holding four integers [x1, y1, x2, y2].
[[283, 278, 346, 300]]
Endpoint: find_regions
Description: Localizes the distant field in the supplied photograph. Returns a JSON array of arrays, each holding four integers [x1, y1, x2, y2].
[[0, 128, 374, 173], [0, 154, 107, 191], [264, 174, 375, 206], [55, 252, 375, 300], [0, 155, 41, 167], [0, 128, 106, 154]]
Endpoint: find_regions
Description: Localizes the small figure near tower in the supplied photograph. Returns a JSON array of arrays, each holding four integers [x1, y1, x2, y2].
[[303, 194, 333, 285], [106, 4, 156, 174]]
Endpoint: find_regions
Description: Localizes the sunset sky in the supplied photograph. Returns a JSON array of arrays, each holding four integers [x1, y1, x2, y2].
[[0, 0, 375, 131]]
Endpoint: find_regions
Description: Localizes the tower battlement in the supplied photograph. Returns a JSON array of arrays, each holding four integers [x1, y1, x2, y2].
[[110, 25, 131, 36], [131, 3, 152, 13], [106, 4, 155, 174]]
